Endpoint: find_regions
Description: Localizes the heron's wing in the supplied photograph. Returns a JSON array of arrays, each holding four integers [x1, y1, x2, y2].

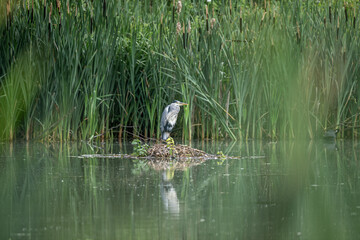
[[160, 106, 170, 132], [160, 104, 180, 133], [163, 111, 179, 132]]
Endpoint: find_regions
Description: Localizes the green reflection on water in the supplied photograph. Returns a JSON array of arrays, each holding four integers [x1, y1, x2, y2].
[[0, 140, 360, 239]]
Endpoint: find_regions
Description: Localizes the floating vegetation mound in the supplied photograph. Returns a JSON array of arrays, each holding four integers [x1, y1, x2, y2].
[[77, 139, 263, 170], [132, 138, 222, 161], [147, 143, 213, 159]]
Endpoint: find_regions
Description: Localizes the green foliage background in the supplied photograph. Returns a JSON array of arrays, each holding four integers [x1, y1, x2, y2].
[[1, 0, 360, 141]]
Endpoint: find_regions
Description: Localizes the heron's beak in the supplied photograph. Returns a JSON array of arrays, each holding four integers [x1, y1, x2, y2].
[[179, 102, 188, 106]]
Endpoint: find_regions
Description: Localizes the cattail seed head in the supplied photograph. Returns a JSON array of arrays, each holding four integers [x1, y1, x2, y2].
[[206, 5, 208, 19], [240, 17, 243, 32], [56, 0, 60, 15], [229, 0, 232, 15], [49, 2, 52, 22], [345, 6, 348, 23], [6, 1, 11, 29], [176, 21, 181, 35], [31, 0, 34, 23], [49, 2, 52, 39], [177, 0, 182, 14], [6, 1, 11, 27], [296, 21, 301, 43], [353, 16, 356, 29], [210, 18, 216, 29], [103, 0, 107, 18], [6, 1, 10, 16], [43, 0, 46, 19], [354, 8, 356, 29], [187, 20, 191, 33]]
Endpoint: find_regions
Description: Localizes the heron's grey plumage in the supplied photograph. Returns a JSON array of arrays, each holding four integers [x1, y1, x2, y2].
[[160, 100, 187, 141], [323, 129, 339, 139]]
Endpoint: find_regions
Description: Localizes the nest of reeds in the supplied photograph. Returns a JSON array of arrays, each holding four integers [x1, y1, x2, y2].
[[147, 143, 213, 159], [77, 139, 262, 170]]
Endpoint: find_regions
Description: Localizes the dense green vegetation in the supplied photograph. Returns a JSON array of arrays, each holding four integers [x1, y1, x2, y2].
[[1, 0, 360, 141]]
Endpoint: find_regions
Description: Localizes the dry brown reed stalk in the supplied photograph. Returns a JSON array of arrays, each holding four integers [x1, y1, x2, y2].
[[240, 8, 242, 32], [229, 0, 232, 16], [260, 11, 266, 27], [324, 16, 326, 27], [67, 1, 69, 14]]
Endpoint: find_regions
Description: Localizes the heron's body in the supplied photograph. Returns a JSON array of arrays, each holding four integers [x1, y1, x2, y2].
[[323, 129, 339, 139], [160, 101, 188, 141]]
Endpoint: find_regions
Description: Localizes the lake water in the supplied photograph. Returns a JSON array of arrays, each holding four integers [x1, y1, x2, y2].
[[1, 140, 360, 239]]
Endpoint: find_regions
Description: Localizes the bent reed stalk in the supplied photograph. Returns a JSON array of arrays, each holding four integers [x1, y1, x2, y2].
[[1, 0, 360, 142]]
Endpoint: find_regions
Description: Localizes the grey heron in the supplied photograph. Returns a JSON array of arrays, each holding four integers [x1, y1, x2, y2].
[[160, 100, 188, 141], [323, 129, 339, 139]]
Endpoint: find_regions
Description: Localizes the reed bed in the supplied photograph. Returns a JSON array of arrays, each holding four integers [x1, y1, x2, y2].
[[1, 0, 360, 141]]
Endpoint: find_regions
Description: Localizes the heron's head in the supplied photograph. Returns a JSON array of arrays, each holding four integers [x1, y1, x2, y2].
[[173, 100, 188, 106]]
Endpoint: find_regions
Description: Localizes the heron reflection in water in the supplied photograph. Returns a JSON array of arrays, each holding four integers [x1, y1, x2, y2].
[[323, 128, 339, 151], [160, 170, 180, 215], [160, 100, 188, 141]]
